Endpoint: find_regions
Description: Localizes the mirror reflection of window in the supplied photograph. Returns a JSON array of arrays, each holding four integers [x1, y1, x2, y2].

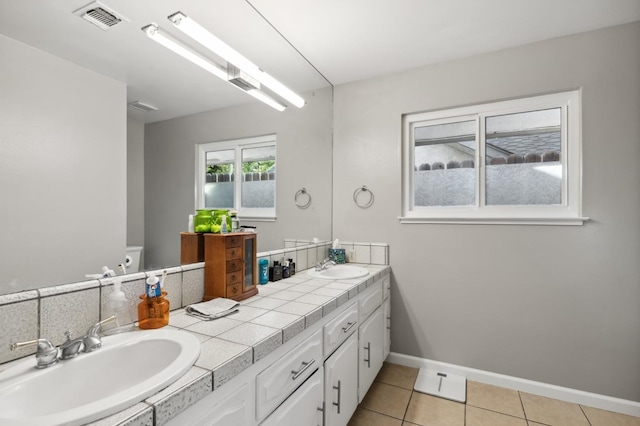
[[204, 149, 235, 208], [241, 145, 276, 209], [198, 135, 277, 219]]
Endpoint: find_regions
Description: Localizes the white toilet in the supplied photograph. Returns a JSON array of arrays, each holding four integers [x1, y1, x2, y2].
[[125, 246, 143, 273]]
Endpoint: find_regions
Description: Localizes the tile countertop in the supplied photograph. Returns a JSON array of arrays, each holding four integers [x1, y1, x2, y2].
[[90, 264, 390, 426]]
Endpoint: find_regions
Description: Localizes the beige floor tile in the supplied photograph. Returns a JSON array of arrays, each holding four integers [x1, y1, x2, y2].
[[527, 422, 549, 425], [520, 392, 589, 426], [348, 408, 403, 426], [466, 381, 525, 419], [376, 362, 420, 389], [404, 392, 465, 426], [581, 405, 640, 426], [361, 382, 413, 419], [466, 405, 528, 426]]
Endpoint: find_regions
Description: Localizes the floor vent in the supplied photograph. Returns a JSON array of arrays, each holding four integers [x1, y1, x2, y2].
[[73, 2, 127, 31], [414, 369, 467, 403]]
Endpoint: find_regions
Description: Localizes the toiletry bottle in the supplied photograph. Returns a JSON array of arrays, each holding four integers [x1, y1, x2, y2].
[[230, 211, 239, 232], [259, 258, 269, 284], [145, 275, 161, 298], [269, 261, 282, 282], [106, 277, 133, 334], [220, 214, 228, 234], [288, 258, 296, 275]]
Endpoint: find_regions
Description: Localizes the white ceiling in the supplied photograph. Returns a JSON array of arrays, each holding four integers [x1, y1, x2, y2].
[[2, 0, 639, 123]]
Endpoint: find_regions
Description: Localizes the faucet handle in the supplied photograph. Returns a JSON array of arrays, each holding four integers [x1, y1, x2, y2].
[[83, 316, 116, 353], [10, 338, 59, 368]]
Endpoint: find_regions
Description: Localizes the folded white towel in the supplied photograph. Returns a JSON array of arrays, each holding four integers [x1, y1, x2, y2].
[[186, 298, 240, 320]]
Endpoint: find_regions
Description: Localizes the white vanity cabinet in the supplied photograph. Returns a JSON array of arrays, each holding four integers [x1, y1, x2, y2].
[[324, 333, 359, 426], [358, 305, 385, 403], [260, 369, 324, 426], [163, 268, 390, 426]]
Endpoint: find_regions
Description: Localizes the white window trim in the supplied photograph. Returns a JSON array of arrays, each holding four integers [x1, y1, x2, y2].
[[400, 90, 589, 225], [196, 134, 277, 221]]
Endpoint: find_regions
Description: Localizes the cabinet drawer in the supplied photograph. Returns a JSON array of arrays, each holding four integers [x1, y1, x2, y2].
[[226, 271, 242, 285], [226, 235, 242, 248], [226, 258, 242, 273], [323, 302, 358, 357], [359, 280, 382, 324], [226, 246, 242, 260], [260, 369, 324, 426], [226, 283, 241, 297], [256, 330, 322, 421]]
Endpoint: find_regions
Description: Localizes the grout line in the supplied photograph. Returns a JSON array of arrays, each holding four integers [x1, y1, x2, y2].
[[579, 405, 594, 426]]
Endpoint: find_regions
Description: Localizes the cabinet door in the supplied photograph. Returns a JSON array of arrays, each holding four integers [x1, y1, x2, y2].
[[165, 380, 251, 426], [243, 234, 257, 292], [384, 298, 391, 359], [358, 306, 384, 403], [260, 369, 324, 426], [324, 333, 358, 426]]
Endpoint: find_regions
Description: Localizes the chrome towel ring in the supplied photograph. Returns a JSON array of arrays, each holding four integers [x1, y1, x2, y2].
[[295, 188, 312, 209], [353, 185, 374, 208]]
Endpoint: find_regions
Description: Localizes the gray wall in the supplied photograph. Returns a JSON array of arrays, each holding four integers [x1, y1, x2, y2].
[[144, 87, 333, 269], [127, 118, 145, 248], [332, 22, 640, 401], [0, 34, 127, 293]]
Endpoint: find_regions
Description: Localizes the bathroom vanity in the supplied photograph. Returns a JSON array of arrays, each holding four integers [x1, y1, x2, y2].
[[166, 266, 391, 426]]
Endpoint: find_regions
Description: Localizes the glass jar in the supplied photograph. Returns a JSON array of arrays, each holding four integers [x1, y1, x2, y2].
[[194, 209, 212, 233], [211, 209, 231, 233], [137, 291, 170, 329]]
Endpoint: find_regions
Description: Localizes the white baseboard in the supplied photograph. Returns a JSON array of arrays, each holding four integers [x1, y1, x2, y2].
[[387, 352, 640, 418]]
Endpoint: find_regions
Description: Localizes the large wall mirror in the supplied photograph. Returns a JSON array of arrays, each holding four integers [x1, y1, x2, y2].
[[0, 0, 333, 295]]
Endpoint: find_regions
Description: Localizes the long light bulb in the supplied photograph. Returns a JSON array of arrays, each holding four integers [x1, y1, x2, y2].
[[142, 24, 227, 80], [246, 90, 287, 112], [168, 12, 305, 108]]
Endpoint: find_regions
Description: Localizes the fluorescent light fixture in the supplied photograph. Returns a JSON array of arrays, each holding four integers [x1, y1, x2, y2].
[[142, 24, 227, 80], [246, 90, 286, 112], [168, 12, 305, 108]]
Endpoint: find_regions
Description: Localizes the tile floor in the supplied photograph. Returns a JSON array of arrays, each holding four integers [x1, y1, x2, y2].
[[348, 362, 640, 426]]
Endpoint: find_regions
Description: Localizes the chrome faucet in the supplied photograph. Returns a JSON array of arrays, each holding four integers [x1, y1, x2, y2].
[[10, 316, 117, 369], [10, 338, 59, 368], [315, 258, 336, 271], [59, 330, 84, 360], [83, 316, 116, 353]]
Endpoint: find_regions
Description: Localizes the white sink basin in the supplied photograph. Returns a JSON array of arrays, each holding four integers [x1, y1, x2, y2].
[[0, 328, 200, 426], [307, 265, 369, 280]]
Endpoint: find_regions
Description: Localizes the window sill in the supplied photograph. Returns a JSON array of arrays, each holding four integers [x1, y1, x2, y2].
[[398, 216, 589, 226]]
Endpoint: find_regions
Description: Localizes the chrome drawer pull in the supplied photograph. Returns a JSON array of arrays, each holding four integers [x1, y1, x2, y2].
[[342, 321, 357, 333], [291, 359, 315, 380], [332, 380, 342, 414], [364, 342, 371, 368]]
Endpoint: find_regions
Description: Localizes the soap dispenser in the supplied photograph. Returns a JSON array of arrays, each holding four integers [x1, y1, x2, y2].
[[106, 275, 133, 334]]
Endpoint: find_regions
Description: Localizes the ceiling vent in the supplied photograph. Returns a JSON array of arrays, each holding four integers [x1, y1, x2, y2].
[[127, 101, 158, 112], [73, 1, 127, 31]]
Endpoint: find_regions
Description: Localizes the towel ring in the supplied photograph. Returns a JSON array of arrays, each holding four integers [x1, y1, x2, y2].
[[295, 188, 312, 209], [353, 185, 374, 208]]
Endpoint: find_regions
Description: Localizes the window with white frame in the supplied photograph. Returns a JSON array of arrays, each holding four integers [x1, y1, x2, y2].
[[197, 135, 277, 220], [401, 90, 586, 225]]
